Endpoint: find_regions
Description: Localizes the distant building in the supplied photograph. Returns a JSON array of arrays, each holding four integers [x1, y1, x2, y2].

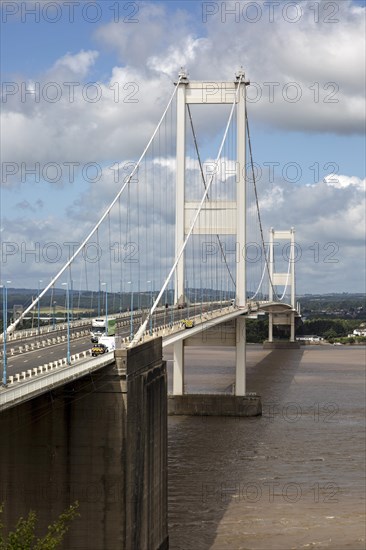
[[296, 335, 323, 342], [352, 328, 366, 337]]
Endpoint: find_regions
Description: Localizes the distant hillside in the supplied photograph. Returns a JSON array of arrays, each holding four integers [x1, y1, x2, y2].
[[298, 293, 365, 320]]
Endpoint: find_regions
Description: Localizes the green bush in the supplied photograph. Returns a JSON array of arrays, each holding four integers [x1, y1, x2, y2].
[[0, 502, 79, 549]]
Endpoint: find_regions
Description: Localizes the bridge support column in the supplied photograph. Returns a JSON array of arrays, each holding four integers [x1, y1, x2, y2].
[[268, 313, 273, 342], [173, 340, 184, 395], [235, 316, 246, 396], [174, 71, 188, 305], [290, 311, 295, 342], [236, 70, 247, 308]]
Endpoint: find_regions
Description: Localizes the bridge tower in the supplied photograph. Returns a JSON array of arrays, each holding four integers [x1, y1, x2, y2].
[[173, 70, 250, 397], [268, 228, 297, 343]]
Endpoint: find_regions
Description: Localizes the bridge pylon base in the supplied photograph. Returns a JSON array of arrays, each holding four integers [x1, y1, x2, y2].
[[168, 394, 261, 417]]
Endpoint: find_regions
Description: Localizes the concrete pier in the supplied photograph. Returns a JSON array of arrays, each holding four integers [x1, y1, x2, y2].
[[0, 338, 168, 550]]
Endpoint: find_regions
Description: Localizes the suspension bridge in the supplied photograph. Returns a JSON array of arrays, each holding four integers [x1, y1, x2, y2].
[[0, 69, 303, 549], [1, 69, 300, 408]]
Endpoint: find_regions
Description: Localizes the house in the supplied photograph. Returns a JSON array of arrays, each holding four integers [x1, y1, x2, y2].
[[296, 335, 323, 342], [352, 328, 366, 337]]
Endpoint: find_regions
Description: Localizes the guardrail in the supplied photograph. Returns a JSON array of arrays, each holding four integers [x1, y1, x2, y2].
[[6, 307, 165, 342], [0, 328, 91, 359], [7, 319, 91, 341], [9, 304, 226, 342], [0, 309, 194, 361], [7, 349, 93, 386]]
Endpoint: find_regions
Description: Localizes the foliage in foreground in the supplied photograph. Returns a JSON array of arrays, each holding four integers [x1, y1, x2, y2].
[[0, 502, 79, 550]]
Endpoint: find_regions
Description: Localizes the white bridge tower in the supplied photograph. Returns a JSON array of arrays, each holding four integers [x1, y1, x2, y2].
[[173, 70, 250, 396]]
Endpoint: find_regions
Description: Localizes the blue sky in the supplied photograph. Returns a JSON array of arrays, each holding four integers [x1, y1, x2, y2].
[[1, 0, 365, 294]]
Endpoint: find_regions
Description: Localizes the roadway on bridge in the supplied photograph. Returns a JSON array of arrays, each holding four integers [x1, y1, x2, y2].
[[3, 301, 295, 383], [4, 306, 199, 379]]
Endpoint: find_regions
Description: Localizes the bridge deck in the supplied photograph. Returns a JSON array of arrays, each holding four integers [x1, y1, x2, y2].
[[0, 301, 299, 411]]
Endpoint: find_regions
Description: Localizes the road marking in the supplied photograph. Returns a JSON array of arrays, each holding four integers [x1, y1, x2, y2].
[[23, 360, 28, 363]]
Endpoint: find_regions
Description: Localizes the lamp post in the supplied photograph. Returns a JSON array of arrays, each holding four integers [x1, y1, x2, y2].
[[127, 281, 133, 340], [52, 301, 57, 329], [119, 279, 122, 313], [97, 280, 101, 317], [62, 283, 71, 365], [101, 282, 108, 335], [211, 277, 214, 312], [153, 280, 156, 330], [147, 280, 152, 335], [170, 281, 174, 327], [70, 278, 73, 322], [200, 277, 203, 318], [37, 279, 42, 336], [187, 279, 190, 319], [1, 280, 11, 386]]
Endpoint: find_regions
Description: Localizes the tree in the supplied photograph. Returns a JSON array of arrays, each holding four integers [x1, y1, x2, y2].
[[246, 318, 268, 343], [323, 329, 338, 341], [0, 502, 79, 549]]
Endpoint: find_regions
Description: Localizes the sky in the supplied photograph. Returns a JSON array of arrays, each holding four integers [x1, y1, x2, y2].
[[0, 0, 365, 295]]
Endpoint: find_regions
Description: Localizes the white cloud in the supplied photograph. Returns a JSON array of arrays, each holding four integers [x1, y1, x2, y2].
[[257, 175, 366, 292], [256, 185, 284, 211], [52, 50, 99, 78], [2, 1, 364, 173], [1, 55, 176, 172], [323, 174, 365, 190], [1, 0, 365, 293], [2, 152, 365, 293], [147, 36, 211, 77]]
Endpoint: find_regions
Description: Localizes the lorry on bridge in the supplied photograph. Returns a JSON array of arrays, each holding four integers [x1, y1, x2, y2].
[[90, 317, 116, 342]]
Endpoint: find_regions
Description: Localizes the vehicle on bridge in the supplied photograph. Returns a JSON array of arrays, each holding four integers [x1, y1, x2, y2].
[[91, 343, 108, 356], [90, 317, 116, 342], [98, 336, 116, 352], [182, 319, 195, 329]]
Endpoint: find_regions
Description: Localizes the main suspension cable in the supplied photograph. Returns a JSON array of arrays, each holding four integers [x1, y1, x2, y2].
[[5, 75, 184, 336], [245, 107, 279, 301]]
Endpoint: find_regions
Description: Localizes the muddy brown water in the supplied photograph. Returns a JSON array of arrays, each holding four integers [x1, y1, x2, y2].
[[165, 344, 366, 550]]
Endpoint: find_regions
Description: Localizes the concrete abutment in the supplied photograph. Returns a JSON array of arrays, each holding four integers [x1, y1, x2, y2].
[[0, 338, 168, 550]]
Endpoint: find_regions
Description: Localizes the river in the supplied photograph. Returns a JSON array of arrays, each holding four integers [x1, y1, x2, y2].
[[165, 344, 366, 550]]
